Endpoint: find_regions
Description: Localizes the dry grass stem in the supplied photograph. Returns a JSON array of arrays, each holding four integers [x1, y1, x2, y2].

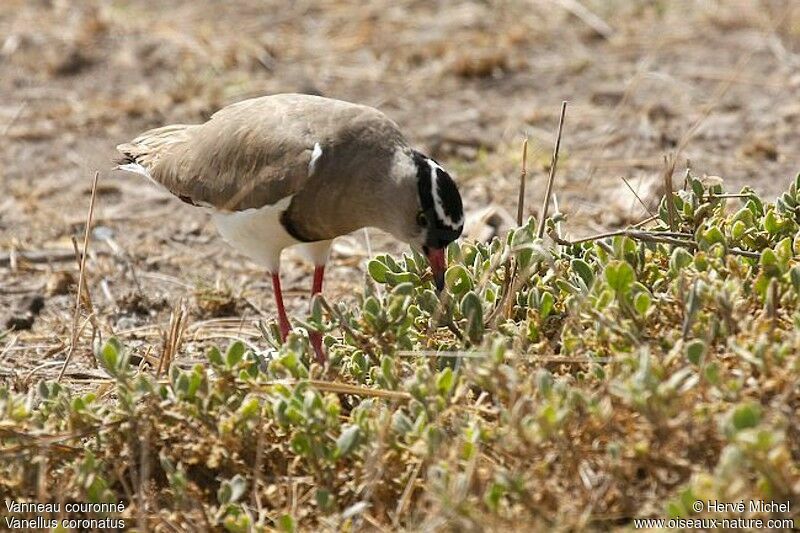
[[516, 137, 529, 226], [620, 176, 655, 217], [555, 0, 614, 39], [157, 302, 188, 377], [536, 101, 568, 239], [663, 155, 677, 232], [58, 170, 100, 382]]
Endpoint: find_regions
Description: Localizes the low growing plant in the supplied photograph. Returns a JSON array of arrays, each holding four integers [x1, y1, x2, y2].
[[1, 173, 799, 530]]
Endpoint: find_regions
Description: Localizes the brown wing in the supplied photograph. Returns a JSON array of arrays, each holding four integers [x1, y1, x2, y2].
[[116, 94, 402, 211]]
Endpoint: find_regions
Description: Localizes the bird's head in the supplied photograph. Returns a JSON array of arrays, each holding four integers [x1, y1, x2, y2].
[[404, 150, 464, 292]]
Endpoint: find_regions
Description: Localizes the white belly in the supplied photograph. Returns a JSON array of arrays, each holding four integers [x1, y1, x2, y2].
[[211, 197, 331, 273]]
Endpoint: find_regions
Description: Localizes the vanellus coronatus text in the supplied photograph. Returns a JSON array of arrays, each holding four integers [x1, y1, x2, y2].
[[116, 93, 464, 362]]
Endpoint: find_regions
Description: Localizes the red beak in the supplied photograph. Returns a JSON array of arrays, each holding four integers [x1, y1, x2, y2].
[[425, 247, 446, 292]]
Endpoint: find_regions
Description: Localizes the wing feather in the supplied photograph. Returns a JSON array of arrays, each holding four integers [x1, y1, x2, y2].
[[116, 94, 406, 212], [117, 95, 341, 210]]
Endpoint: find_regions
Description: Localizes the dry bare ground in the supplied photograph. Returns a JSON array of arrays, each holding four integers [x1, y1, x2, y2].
[[1, 0, 800, 530]]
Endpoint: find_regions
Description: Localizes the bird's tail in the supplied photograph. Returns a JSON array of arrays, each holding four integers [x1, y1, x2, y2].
[[115, 124, 194, 178]]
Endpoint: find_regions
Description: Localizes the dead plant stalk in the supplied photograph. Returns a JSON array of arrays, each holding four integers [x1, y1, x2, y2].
[[536, 101, 568, 239], [58, 171, 100, 382], [516, 137, 529, 226]]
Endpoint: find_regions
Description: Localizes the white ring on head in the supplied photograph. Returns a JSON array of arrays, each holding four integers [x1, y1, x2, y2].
[[427, 159, 463, 230]]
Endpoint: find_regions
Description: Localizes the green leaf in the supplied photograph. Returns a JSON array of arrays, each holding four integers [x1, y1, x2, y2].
[[436, 367, 455, 395], [445, 265, 473, 295], [760, 248, 777, 266], [731, 220, 747, 241], [38, 381, 51, 399], [384, 254, 401, 272], [335, 425, 361, 458], [746, 196, 764, 217], [535, 369, 553, 396], [392, 411, 413, 434], [392, 282, 415, 296], [731, 403, 761, 431], [207, 346, 224, 366], [764, 211, 781, 235], [694, 252, 709, 272], [539, 291, 555, 319], [605, 261, 635, 294], [484, 483, 505, 512], [595, 288, 614, 310], [571, 258, 594, 287], [690, 177, 704, 198], [380, 356, 397, 388], [461, 291, 484, 343], [790, 265, 800, 293], [290, 433, 312, 456], [237, 397, 261, 419], [775, 237, 793, 266], [226, 341, 246, 367], [277, 514, 296, 533], [316, 489, 333, 511], [97, 338, 126, 376], [217, 483, 232, 505], [367, 258, 389, 283], [634, 292, 652, 316], [702, 226, 726, 247], [685, 339, 706, 365], [731, 206, 754, 226], [384, 271, 420, 285], [223, 512, 252, 533], [310, 293, 323, 323]]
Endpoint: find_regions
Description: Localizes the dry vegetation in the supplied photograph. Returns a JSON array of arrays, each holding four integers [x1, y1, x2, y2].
[[2, 0, 800, 530]]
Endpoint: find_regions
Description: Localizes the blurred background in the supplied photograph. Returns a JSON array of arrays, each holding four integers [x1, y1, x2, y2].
[[1, 0, 799, 370]]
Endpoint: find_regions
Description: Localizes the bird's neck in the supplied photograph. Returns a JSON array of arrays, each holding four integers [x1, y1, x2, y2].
[[284, 175, 413, 242]]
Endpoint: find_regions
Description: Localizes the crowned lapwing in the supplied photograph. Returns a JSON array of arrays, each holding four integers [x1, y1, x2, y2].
[[116, 93, 464, 362]]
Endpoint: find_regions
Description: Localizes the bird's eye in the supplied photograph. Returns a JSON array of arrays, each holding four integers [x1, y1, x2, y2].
[[416, 211, 428, 227]]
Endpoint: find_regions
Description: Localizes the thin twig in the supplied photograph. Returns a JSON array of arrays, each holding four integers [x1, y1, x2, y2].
[[632, 214, 659, 229], [553, 229, 761, 258], [0, 334, 19, 363], [158, 301, 187, 377], [704, 193, 755, 200], [554, 229, 693, 247], [250, 380, 412, 401], [58, 171, 100, 382], [0, 248, 108, 267], [70, 235, 101, 337], [536, 101, 568, 239], [620, 176, 654, 217], [555, 0, 614, 39], [663, 155, 677, 232], [2, 101, 27, 137], [393, 460, 423, 527], [516, 137, 529, 226]]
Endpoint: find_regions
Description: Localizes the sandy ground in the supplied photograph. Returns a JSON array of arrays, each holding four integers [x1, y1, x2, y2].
[[2, 0, 799, 382]]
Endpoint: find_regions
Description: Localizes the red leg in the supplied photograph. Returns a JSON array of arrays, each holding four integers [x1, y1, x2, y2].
[[312, 265, 325, 295], [271, 272, 291, 341], [310, 265, 326, 363]]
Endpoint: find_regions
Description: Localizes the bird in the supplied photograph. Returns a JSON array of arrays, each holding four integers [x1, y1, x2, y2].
[[115, 93, 464, 362]]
